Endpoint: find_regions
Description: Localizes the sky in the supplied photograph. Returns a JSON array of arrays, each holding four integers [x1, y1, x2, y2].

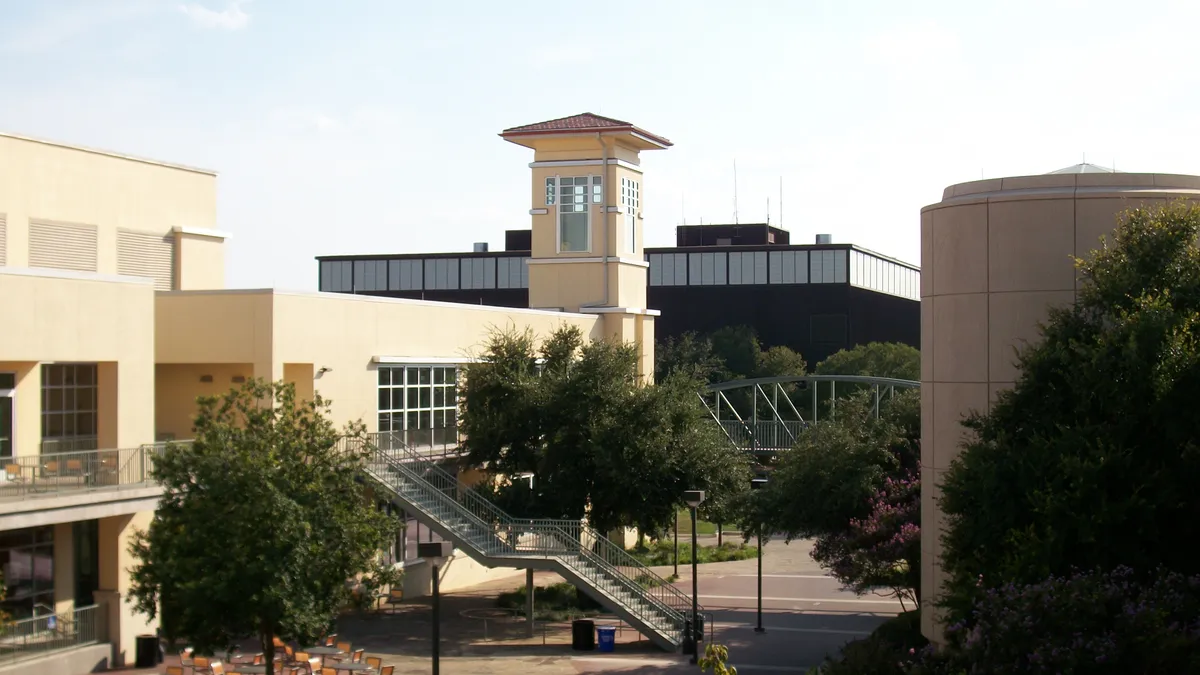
[[3, 0, 1200, 290]]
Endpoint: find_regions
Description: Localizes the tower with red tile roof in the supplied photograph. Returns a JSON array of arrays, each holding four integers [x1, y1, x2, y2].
[[500, 113, 672, 379]]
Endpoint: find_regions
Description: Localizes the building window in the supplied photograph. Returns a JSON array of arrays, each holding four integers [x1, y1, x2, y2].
[[648, 253, 688, 286], [688, 252, 726, 286], [41, 364, 97, 453], [545, 178, 556, 206], [621, 177, 640, 254], [554, 176, 596, 253], [497, 257, 529, 289], [378, 365, 458, 448], [461, 257, 496, 290], [354, 259, 390, 292], [423, 259, 460, 290], [388, 259, 423, 291], [320, 260, 354, 292], [0, 526, 55, 620], [729, 251, 767, 285]]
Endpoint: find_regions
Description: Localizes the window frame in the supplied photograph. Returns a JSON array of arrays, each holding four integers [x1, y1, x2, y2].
[[552, 175, 597, 254]]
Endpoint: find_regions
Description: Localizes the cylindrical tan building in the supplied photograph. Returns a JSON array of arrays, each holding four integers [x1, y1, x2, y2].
[[918, 166, 1200, 641]]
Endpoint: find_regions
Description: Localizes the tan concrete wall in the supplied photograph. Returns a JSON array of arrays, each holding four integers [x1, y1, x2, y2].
[[0, 269, 156, 454], [97, 510, 156, 667], [157, 290, 603, 432], [175, 232, 226, 290], [0, 133, 220, 287], [154, 363, 253, 441], [919, 172, 1200, 642]]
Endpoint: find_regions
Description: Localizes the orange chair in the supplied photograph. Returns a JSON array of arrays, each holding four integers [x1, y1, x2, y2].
[[379, 666, 394, 675], [366, 656, 383, 670], [166, 667, 184, 675], [350, 649, 364, 663]]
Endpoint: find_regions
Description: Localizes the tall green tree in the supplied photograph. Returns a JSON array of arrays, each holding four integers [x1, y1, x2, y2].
[[128, 380, 399, 674], [655, 331, 725, 383], [816, 342, 920, 381], [462, 325, 751, 536], [939, 201, 1200, 618], [750, 390, 920, 602]]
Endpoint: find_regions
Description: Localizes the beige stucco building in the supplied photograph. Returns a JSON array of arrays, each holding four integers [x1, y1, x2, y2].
[[919, 165, 1200, 641], [0, 113, 664, 668]]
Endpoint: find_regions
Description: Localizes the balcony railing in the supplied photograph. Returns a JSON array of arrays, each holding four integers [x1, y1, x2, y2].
[[0, 604, 102, 664], [373, 427, 464, 460], [0, 442, 191, 500]]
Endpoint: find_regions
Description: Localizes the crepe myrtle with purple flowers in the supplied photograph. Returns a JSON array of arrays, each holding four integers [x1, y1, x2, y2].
[[907, 566, 1200, 673]]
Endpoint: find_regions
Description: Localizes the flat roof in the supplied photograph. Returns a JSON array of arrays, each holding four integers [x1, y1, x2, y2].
[[0, 130, 218, 176]]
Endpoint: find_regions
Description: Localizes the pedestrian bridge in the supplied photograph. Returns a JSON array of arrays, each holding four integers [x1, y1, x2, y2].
[[700, 375, 920, 454]]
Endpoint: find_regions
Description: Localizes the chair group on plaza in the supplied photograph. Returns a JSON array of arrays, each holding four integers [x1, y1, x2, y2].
[[169, 634, 394, 675]]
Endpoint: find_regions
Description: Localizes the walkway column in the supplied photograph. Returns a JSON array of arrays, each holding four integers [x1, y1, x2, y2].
[[53, 522, 75, 615], [96, 511, 157, 666], [525, 569, 535, 637]]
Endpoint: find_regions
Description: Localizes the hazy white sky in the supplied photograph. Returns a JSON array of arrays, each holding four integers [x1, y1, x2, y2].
[[3, 0, 1199, 289]]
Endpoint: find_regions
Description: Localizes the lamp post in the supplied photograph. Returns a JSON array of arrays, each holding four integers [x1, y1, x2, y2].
[[750, 477, 768, 634], [683, 490, 705, 664], [673, 511, 679, 577], [418, 541, 453, 675]]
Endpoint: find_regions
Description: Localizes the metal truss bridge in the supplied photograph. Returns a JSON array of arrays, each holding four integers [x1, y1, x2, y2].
[[700, 375, 920, 455]]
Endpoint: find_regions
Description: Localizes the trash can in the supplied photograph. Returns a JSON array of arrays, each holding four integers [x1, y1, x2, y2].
[[571, 619, 596, 651], [596, 625, 616, 653], [134, 634, 158, 668]]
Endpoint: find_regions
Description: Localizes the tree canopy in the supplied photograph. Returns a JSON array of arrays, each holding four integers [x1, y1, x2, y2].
[[939, 201, 1200, 617], [128, 380, 399, 673], [815, 342, 920, 381], [656, 325, 807, 385], [462, 325, 752, 536]]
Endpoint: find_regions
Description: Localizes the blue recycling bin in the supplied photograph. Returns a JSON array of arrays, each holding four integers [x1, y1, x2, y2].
[[596, 625, 617, 653]]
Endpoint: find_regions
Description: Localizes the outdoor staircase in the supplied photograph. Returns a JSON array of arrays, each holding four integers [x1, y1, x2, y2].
[[360, 433, 698, 651]]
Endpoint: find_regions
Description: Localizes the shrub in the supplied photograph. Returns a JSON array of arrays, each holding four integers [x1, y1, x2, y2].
[[809, 610, 926, 675], [496, 582, 603, 621], [812, 472, 920, 608], [913, 567, 1200, 674], [625, 540, 758, 567]]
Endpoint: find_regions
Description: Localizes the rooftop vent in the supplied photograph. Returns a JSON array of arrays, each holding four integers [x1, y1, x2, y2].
[[473, 242, 489, 253], [815, 234, 833, 245]]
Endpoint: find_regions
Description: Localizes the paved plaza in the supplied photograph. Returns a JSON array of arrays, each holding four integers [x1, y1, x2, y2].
[[134, 538, 901, 674]]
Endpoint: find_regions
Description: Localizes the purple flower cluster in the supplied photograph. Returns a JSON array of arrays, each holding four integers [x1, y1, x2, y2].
[[812, 471, 920, 606], [912, 566, 1200, 673]]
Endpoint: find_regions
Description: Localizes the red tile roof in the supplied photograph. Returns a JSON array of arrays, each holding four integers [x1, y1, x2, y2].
[[501, 113, 672, 147]]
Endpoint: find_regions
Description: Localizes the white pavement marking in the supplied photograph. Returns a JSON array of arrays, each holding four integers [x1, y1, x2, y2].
[[718, 623, 872, 636], [701, 594, 904, 605], [571, 656, 683, 666], [728, 665, 812, 672], [717, 574, 835, 579]]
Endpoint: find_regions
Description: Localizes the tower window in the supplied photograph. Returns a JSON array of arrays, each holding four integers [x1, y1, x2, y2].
[[554, 176, 596, 253], [545, 178, 555, 206], [621, 177, 640, 254]]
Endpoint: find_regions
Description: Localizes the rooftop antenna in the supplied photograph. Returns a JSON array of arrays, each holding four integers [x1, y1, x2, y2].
[[767, 196, 770, 225], [681, 193, 685, 226], [779, 176, 783, 228], [733, 159, 739, 225]]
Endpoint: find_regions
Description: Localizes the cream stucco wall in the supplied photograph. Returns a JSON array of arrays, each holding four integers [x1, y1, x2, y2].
[[919, 172, 1200, 642], [155, 289, 604, 432], [0, 268, 156, 454], [0, 133, 222, 288], [175, 232, 226, 290]]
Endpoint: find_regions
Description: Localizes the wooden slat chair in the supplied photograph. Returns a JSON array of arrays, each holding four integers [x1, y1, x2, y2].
[[384, 589, 404, 613], [378, 666, 394, 675], [365, 656, 382, 671], [349, 649, 364, 663]]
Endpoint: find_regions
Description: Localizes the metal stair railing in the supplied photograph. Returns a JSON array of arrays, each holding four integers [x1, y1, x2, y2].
[[355, 432, 697, 644]]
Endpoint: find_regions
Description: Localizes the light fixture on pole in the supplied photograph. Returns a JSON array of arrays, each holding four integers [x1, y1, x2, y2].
[[683, 489, 705, 664], [418, 541, 453, 675], [750, 477, 768, 634]]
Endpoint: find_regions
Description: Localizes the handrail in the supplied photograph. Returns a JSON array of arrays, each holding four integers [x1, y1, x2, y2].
[[0, 604, 101, 664], [0, 442, 191, 499], [359, 432, 696, 642]]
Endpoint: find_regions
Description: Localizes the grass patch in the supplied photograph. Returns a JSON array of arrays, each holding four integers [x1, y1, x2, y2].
[[674, 509, 719, 535], [626, 540, 758, 566], [496, 582, 605, 621]]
